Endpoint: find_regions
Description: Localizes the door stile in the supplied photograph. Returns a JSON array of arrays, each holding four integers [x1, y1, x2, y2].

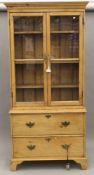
[[10, 14, 16, 106], [43, 13, 48, 105], [79, 12, 84, 105], [10, 13, 48, 106], [46, 13, 51, 106], [46, 12, 83, 106]]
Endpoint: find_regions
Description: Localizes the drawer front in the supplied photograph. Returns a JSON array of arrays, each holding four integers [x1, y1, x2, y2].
[[12, 114, 84, 136], [13, 136, 84, 158]]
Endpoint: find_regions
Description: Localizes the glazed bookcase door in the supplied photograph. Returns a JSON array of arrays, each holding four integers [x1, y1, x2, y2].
[[10, 13, 47, 106], [47, 12, 83, 105]]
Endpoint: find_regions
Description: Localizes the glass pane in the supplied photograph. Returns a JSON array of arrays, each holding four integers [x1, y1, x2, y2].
[[50, 16, 79, 58], [14, 16, 42, 32], [51, 33, 79, 58], [51, 16, 79, 31], [15, 64, 44, 102], [15, 35, 43, 59], [52, 89, 78, 101], [16, 89, 43, 102], [14, 16, 43, 60], [51, 63, 79, 101]]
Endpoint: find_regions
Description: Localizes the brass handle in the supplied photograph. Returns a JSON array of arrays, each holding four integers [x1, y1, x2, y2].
[[27, 144, 36, 151], [45, 114, 51, 119], [60, 121, 70, 128], [61, 144, 71, 151], [61, 144, 71, 161], [26, 122, 35, 128]]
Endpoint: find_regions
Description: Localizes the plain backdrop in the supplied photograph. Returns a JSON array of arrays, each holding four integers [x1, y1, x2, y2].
[[0, 9, 94, 175]]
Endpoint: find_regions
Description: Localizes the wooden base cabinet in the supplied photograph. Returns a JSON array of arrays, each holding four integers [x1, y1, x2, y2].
[[6, 2, 88, 171]]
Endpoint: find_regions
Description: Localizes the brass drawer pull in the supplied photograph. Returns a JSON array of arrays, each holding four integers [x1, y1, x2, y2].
[[60, 121, 70, 128], [61, 144, 71, 162], [61, 144, 71, 169], [27, 144, 36, 151], [26, 122, 35, 128], [61, 144, 71, 151], [45, 114, 51, 119]]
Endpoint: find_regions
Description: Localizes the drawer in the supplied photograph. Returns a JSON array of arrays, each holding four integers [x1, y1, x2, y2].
[[13, 136, 84, 158], [12, 113, 84, 136]]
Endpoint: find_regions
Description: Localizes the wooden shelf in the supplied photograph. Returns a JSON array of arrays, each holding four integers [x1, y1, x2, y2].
[[14, 31, 79, 35], [14, 31, 43, 34], [16, 85, 44, 89], [16, 85, 78, 89], [15, 58, 79, 64], [51, 58, 79, 63], [51, 31, 79, 34], [52, 85, 79, 88], [15, 59, 44, 64]]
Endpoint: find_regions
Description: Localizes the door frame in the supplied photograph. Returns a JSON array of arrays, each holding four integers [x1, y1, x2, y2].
[[9, 12, 47, 107], [46, 11, 84, 106]]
